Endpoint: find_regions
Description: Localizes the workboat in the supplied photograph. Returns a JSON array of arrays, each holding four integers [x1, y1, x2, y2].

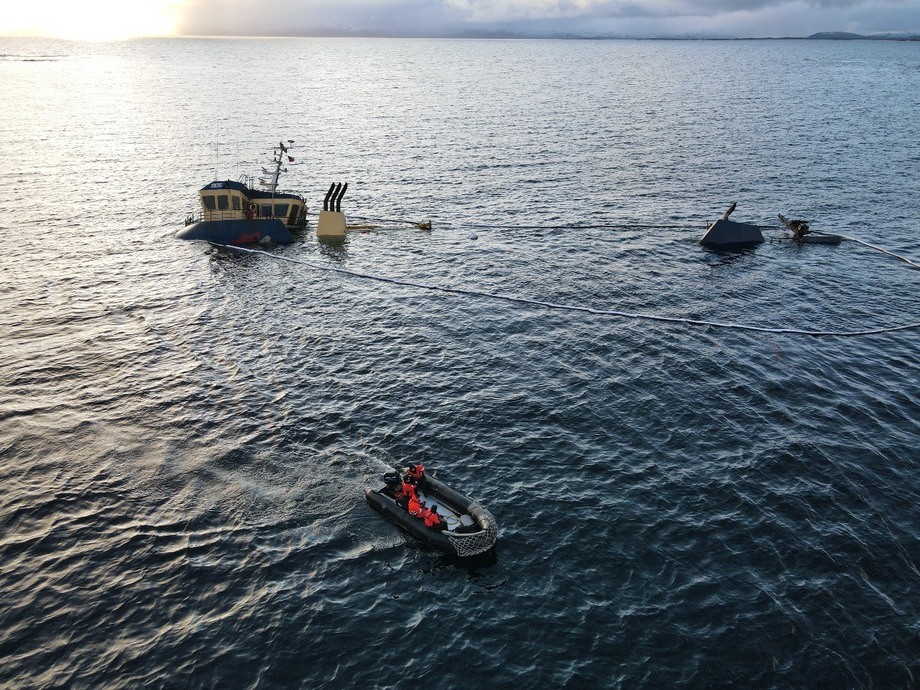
[[177, 141, 307, 245], [365, 467, 498, 558]]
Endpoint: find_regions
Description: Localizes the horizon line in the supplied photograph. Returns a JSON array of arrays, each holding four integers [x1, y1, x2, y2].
[[3, 31, 919, 41]]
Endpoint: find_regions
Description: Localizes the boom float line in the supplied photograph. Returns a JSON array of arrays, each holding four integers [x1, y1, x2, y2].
[[211, 243, 920, 338]]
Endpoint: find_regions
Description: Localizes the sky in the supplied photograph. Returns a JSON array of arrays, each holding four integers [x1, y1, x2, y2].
[[0, 0, 918, 40]]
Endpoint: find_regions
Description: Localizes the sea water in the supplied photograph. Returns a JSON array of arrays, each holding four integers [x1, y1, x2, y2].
[[1, 36, 919, 687]]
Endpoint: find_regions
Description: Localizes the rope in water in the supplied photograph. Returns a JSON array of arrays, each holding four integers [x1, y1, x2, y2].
[[768, 230, 920, 271], [212, 242, 920, 338], [337, 214, 697, 231], [307, 212, 920, 259], [826, 232, 920, 270]]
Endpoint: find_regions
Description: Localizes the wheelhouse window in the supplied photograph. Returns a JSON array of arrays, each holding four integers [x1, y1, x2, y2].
[[274, 204, 289, 218], [232, 196, 241, 210], [217, 195, 229, 210], [202, 195, 216, 210], [261, 205, 272, 217]]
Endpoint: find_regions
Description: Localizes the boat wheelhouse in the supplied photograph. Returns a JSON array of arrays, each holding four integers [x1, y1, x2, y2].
[[177, 141, 307, 245], [197, 180, 306, 228]]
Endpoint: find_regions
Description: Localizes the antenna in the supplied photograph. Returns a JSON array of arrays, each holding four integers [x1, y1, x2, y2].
[[259, 138, 296, 194]]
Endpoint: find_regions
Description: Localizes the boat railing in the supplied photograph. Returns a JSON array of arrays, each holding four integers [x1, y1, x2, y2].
[[185, 210, 280, 225], [206, 210, 247, 222]]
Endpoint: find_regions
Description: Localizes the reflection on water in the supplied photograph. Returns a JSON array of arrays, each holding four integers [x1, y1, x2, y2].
[[315, 235, 350, 262], [701, 244, 762, 266], [1, 36, 919, 689]]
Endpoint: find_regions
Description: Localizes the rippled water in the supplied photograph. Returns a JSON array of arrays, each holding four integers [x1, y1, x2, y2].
[[1, 36, 919, 688]]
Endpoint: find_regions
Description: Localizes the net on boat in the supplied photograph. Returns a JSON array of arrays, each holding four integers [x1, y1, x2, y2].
[[447, 508, 498, 557]]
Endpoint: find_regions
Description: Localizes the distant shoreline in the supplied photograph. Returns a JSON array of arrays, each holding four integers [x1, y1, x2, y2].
[[3, 31, 919, 42], [171, 31, 920, 41]]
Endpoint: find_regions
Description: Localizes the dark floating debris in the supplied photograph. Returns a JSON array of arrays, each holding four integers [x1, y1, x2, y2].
[[700, 204, 843, 247], [779, 213, 842, 245]]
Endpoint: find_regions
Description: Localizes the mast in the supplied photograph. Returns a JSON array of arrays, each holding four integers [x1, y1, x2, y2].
[[257, 140, 295, 218], [260, 140, 294, 194]]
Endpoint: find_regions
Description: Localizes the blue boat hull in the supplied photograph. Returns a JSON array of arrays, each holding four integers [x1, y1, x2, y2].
[[176, 219, 295, 245]]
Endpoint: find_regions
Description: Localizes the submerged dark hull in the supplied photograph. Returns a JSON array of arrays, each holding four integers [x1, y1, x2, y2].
[[365, 472, 498, 558], [800, 234, 842, 245], [176, 219, 295, 245], [700, 218, 765, 247]]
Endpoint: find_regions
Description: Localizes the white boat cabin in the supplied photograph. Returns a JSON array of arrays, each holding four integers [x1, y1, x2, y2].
[[198, 180, 307, 230]]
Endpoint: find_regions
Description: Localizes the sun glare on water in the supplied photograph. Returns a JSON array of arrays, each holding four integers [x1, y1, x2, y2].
[[0, 0, 184, 41]]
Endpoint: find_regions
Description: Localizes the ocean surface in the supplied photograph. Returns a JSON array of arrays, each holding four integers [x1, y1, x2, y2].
[[1, 36, 919, 688]]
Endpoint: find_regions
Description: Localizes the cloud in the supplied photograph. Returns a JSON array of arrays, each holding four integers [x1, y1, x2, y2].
[[444, 0, 897, 21], [173, 0, 920, 37], [177, 0, 464, 36]]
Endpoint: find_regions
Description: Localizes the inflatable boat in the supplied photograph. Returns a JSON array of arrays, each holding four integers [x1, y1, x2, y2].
[[365, 467, 498, 558]]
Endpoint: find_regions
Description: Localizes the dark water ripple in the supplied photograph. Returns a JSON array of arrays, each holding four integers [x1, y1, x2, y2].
[[1, 36, 919, 688]]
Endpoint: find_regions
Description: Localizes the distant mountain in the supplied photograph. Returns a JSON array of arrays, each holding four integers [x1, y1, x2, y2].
[[808, 31, 920, 41], [808, 31, 865, 39], [192, 26, 920, 41]]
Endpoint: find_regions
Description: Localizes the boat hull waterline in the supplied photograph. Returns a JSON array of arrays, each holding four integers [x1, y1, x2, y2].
[[176, 218, 295, 245]]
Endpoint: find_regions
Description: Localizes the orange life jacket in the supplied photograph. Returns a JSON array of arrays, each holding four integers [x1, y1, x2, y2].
[[408, 464, 425, 480], [424, 511, 441, 528], [408, 498, 421, 515]]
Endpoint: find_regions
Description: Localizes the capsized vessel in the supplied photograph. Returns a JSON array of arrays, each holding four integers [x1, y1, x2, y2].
[[700, 202, 764, 247], [177, 141, 307, 245]]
